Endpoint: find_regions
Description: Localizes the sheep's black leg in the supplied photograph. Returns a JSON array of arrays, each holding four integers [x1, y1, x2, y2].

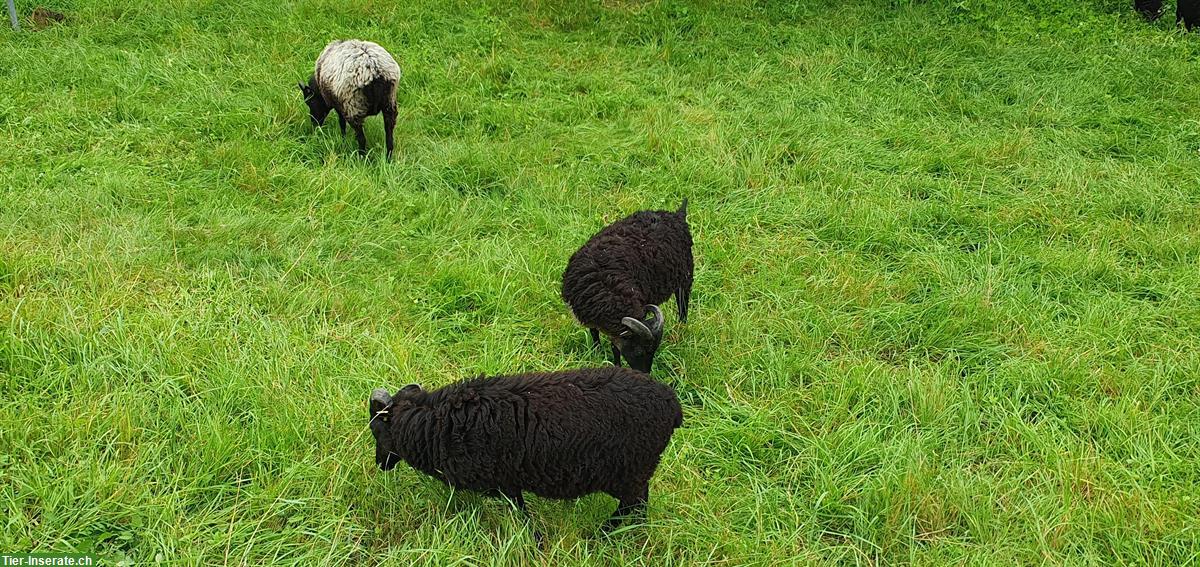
[[338, 112, 347, 135], [351, 121, 368, 156], [503, 490, 542, 547], [589, 328, 602, 350], [603, 483, 648, 532], [676, 283, 691, 323], [610, 342, 622, 367], [675, 288, 685, 323], [383, 107, 397, 161], [504, 490, 526, 512], [1181, 0, 1199, 30]]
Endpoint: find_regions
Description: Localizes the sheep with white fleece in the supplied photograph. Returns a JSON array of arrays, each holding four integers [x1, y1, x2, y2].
[[299, 40, 401, 159]]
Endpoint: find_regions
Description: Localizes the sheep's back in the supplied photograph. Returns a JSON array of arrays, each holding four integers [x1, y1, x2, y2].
[[562, 210, 693, 330], [315, 40, 400, 119], [431, 368, 681, 498]]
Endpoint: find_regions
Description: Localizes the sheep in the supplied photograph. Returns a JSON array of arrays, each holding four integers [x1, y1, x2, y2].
[[561, 199, 693, 374], [298, 39, 400, 159], [368, 366, 683, 533]]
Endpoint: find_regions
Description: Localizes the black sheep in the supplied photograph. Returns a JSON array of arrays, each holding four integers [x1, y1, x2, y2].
[[368, 367, 683, 531], [561, 199, 693, 373]]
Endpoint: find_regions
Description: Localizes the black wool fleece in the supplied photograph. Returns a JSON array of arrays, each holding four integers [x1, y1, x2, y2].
[[562, 199, 694, 333], [369, 367, 683, 526]]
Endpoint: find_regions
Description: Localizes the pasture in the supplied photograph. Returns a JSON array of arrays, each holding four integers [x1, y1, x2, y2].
[[2, 0, 1199, 563]]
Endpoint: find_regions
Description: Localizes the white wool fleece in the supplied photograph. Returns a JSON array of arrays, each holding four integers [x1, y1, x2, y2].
[[314, 40, 401, 120]]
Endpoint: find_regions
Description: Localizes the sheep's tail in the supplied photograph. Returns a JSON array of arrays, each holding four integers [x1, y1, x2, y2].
[[678, 197, 688, 218]]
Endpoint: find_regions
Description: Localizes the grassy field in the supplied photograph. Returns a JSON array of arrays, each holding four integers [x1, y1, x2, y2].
[[3, 0, 1200, 564]]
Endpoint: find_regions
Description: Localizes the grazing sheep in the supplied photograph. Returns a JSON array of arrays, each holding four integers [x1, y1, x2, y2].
[[368, 367, 683, 531], [298, 39, 400, 159], [561, 199, 693, 373]]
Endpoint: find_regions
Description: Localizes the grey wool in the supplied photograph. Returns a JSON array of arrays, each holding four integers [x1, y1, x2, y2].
[[299, 40, 401, 159]]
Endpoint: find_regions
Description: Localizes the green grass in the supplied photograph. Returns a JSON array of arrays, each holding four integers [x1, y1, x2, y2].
[[3, 0, 1200, 563]]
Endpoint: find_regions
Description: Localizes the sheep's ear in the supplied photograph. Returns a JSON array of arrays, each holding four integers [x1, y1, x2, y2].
[[400, 384, 421, 394], [370, 389, 393, 422]]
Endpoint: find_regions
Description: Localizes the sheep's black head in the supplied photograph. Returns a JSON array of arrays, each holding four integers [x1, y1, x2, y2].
[[298, 76, 332, 126], [613, 304, 664, 374], [368, 385, 422, 471]]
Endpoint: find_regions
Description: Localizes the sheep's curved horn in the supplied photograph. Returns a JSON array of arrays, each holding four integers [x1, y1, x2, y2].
[[371, 388, 392, 407], [645, 304, 664, 336], [621, 316, 654, 341]]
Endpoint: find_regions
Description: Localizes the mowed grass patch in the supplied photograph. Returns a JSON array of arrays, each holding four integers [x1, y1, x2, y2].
[[2, 0, 1200, 563]]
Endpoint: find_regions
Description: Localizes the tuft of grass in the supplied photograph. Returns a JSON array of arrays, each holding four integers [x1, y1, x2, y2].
[[2, 0, 1200, 563]]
